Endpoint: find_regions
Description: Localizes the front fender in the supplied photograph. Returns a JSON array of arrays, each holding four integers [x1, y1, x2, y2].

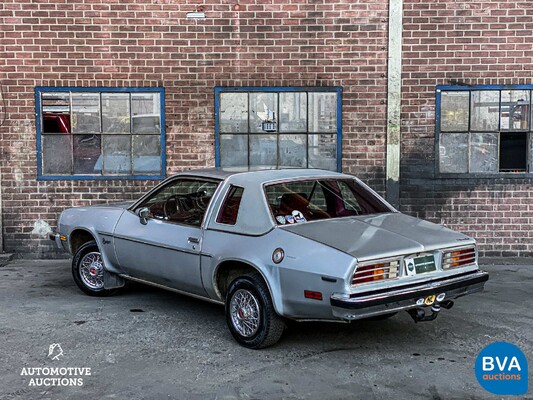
[[58, 207, 126, 274]]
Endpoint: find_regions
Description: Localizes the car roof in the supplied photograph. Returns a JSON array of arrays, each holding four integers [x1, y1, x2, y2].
[[190, 168, 357, 236], [174, 167, 351, 183]]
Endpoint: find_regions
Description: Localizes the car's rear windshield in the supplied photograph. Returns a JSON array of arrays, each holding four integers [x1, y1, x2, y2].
[[265, 179, 392, 225]]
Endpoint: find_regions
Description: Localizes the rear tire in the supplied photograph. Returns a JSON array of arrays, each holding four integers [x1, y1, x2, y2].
[[72, 241, 117, 297], [225, 273, 285, 349]]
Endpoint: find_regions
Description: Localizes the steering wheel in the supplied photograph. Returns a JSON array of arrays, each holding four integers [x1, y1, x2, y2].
[[163, 195, 181, 219]]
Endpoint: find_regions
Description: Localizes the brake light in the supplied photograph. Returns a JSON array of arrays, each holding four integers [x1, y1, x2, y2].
[[442, 247, 476, 269], [352, 260, 399, 285]]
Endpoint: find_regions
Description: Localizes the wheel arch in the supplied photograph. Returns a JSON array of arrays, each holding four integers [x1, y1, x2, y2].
[[69, 228, 97, 255], [213, 259, 282, 315]]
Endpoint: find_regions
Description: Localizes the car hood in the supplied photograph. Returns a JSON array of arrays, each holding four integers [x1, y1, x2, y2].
[[281, 212, 474, 262]]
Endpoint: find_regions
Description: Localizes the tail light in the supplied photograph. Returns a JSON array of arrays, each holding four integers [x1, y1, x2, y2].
[[352, 260, 399, 285], [442, 246, 476, 269]]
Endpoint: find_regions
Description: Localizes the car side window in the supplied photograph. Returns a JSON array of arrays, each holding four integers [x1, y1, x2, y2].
[[216, 185, 244, 225], [137, 179, 219, 227], [338, 181, 363, 214]]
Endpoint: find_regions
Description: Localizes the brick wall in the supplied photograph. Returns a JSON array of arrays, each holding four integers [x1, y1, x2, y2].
[[0, 0, 389, 257], [401, 0, 533, 257]]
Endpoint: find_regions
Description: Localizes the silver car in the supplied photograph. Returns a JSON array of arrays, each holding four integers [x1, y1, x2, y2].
[[50, 168, 489, 348]]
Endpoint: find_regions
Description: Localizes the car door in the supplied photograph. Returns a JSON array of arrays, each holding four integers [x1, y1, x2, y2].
[[113, 178, 220, 296]]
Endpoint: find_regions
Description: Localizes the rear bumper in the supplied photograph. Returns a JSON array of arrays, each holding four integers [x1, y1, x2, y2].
[[330, 270, 489, 320]]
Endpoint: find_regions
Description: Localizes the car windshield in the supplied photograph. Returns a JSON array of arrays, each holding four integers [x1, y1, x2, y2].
[[265, 179, 392, 225]]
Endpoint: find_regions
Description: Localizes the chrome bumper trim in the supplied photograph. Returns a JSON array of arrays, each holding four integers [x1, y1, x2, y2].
[[331, 270, 489, 311]]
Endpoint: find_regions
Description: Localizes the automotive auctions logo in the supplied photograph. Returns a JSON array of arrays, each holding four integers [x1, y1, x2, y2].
[[48, 343, 64, 360], [20, 344, 92, 387], [475, 342, 528, 395]]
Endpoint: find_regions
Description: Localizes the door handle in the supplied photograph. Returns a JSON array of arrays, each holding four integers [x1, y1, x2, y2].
[[188, 237, 200, 244]]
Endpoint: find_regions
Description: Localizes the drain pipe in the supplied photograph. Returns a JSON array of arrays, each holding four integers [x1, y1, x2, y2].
[[385, 0, 403, 209], [0, 163, 3, 253]]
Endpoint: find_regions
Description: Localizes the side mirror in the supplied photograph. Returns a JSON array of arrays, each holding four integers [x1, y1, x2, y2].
[[138, 207, 150, 225]]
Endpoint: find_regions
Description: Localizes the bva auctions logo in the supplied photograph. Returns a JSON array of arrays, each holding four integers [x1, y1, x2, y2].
[[475, 341, 528, 395], [48, 343, 64, 361]]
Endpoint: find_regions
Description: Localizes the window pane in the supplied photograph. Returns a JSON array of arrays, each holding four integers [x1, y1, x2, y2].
[[280, 92, 307, 132], [470, 91, 499, 131], [131, 93, 160, 134], [501, 90, 530, 130], [500, 132, 527, 172], [530, 135, 533, 173], [279, 134, 306, 167], [102, 136, 132, 175], [220, 93, 248, 133], [132, 135, 161, 174], [308, 134, 337, 171], [41, 93, 70, 134], [138, 179, 218, 226], [308, 93, 337, 133], [216, 186, 244, 225], [71, 93, 101, 133], [249, 93, 277, 133], [470, 133, 498, 173], [102, 93, 130, 133], [220, 135, 248, 168], [73, 135, 102, 174], [42, 135, 72, 175], [439, 133, 468, 173], [339, 181, 363, 213], [249, 135, 277, 168], [440, 91, 469, 132]]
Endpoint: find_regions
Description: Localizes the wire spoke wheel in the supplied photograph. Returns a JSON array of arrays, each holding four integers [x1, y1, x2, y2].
[[79, 251, 105, 290], [230, 289, 261, 337], [225, 273, 286, 348]]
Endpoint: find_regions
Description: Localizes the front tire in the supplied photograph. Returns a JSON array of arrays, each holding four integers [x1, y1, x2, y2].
[[72, 241, 116, 297], [225, 273, 285, 349]]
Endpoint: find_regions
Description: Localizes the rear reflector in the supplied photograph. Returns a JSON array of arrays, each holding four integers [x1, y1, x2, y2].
[[304, 290, 323, 301]]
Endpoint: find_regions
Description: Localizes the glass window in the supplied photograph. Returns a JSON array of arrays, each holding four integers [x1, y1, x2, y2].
[[501, 90, 530, 131], [437, 86, 533, 174], [470, 91, 499, 132], [36, 87, 165, 179], [216, 87, 341, 171], [440, 91, 469, 132], [439, 133, 468, 173], [216, 186, 244, 225], [265, 179, 391, 225], [137, 179, 219, 227]]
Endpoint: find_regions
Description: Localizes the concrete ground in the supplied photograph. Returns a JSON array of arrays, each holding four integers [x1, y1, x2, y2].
[[0, 259, 531, 400]]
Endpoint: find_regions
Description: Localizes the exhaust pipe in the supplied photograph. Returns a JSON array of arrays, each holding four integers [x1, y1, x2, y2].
[[440, 300, 454, 310]]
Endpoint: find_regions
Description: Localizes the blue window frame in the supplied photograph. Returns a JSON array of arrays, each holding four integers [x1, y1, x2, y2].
[[436, 84, 532, 175], [35, 87, 166, 180], [215, 87, 342, 172]]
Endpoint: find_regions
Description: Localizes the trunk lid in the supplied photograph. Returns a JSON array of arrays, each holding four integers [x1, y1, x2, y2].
[[281, 212, 473, 262]]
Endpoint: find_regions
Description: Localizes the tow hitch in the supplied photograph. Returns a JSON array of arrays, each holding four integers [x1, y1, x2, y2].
[[407, 300, 454, 323]]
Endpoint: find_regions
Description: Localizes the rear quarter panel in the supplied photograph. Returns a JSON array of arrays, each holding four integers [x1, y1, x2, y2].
[[202, 227, 356, 319]]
